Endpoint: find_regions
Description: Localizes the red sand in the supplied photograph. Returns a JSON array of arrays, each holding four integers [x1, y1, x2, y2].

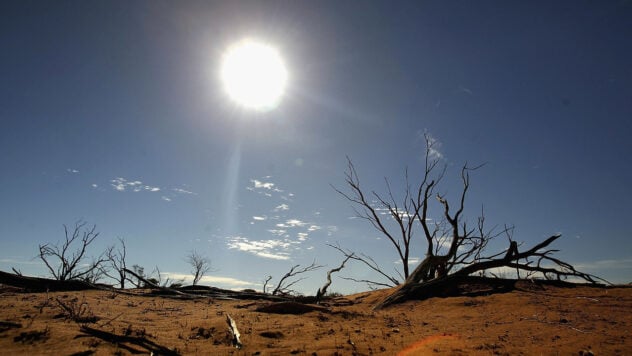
[[0, 283, 630, 355]]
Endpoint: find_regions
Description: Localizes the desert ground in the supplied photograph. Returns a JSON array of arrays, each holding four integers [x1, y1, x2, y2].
[[0, 281, 630, 355]]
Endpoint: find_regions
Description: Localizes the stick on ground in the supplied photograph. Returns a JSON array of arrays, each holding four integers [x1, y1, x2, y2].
[[226, 313, 242, 349]]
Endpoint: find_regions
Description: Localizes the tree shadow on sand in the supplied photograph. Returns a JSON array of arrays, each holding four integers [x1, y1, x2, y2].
[[75, 326, 179, 355]]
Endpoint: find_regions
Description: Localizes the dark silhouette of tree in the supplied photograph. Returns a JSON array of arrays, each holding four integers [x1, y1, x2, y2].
[[103, 237, 128, 288], [37, 221, 107, 281], [185, 250, 213, 285]]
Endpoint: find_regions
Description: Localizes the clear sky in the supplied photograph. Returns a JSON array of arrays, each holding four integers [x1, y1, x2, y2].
[[1, 1, 631, 293]]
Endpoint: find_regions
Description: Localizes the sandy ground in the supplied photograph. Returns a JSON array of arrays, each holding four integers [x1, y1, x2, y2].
[[0, 282, 630, 355]]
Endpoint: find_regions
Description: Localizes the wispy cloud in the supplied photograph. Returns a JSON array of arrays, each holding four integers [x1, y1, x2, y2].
[[575, 258, 632, 271], [276, 219, 308, 228], [394, 257, 422, 266], [160, 186, 198, 201], [267, 229, 288, 238], [0, 258, 41, 266], [242, 175, 338, 254], [67, 168, 79, 174], [374, 207, 414, 220], [247, 177, 291, 200], [458, 85, 473, 95], [425, 132, 444, 160], [307, 225, 322, 232], [99, 177, 197, 202], [160, 272, 256, 288], [250, 179, 278, 190], [110, 177, 160, 192], [226, 236, 294, 260], [172, 188, 196, 195]]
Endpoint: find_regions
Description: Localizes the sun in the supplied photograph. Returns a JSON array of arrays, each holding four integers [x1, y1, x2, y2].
[[220, 39, 288, 111]]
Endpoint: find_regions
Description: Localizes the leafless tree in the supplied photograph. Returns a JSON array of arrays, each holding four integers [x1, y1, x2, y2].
[[37, 221, 107, 281], [336, 134, 606, 308], [272, 261, 322, 296], [185, 250, 213, 285], [103, 237, 128, 288], [316, 254, 353, 303], [332, 135, 446, 283]]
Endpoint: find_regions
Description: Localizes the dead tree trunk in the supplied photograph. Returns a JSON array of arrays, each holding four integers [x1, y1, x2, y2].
[[316, 255, 352, 303]]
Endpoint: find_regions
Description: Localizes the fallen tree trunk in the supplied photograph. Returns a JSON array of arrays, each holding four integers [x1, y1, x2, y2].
[[0, 269, 291, 302], [122, 268, 195, 298], [0, 270, 98, 292], [374, 235, 608, 309], [123, 268, 293, 302]]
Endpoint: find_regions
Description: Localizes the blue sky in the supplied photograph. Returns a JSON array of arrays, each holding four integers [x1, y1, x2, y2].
[[1, 1, 631, 293]]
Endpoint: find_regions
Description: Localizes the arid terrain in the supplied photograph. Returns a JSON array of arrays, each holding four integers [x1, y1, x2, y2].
[[0, 282, 630, 355]]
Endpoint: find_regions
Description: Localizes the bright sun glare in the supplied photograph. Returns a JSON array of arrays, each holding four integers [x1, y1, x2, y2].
[[220, 39, 288, 111]]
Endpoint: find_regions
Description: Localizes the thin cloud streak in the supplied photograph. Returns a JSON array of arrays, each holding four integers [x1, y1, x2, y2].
[[575, 258, 632, 271], [110, 177, 160, 192], [172, 188, 196, 195], [161, 272, 256, 288], [226, 236, 292, 260]]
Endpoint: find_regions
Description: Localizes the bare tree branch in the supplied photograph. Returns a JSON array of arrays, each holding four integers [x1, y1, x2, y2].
[[272, 261, 322, 296], [327, 244, 399, 287], [338, 276, 394, 290], [263, 275, 272, 294]]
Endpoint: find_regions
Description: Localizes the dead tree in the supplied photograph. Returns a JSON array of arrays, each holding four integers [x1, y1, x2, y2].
[[38, 221, 107, 281], [336, 134, 606, 308], [316, 254, 352, 303], [103, 237, 128, 288], [333, 135, 445, 282], [185, 250, 213, 285], [272, 261, 322, 296]]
